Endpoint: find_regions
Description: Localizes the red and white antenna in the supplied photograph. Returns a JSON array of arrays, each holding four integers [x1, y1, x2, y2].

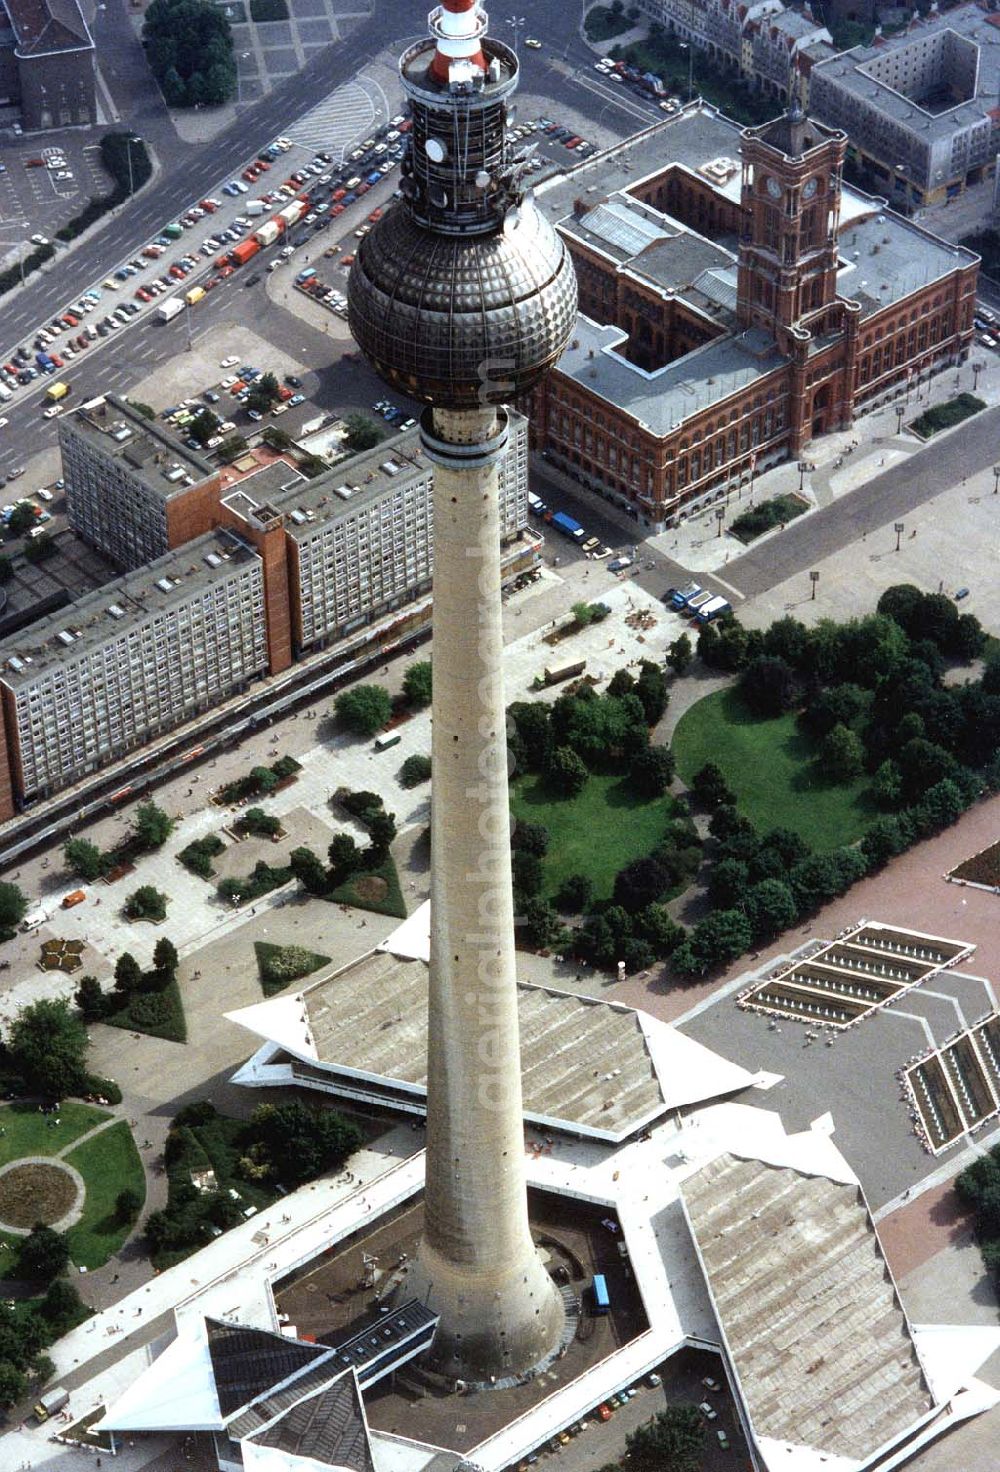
[[428, 0, 489, 85]]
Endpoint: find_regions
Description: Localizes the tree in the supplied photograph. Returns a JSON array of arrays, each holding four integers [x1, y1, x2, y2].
[[132, 801, 174, 850], [9, 999, 88, 1098], [897, 737, 957, 801], [343, 412, 385, 451], [403, 660, 432, 706], [335, 684, 392, 737], [667, 632, 692, 675], [114, 951, 143, 995], [634, 903, 685, 958], [627, 1405, 704, 1472], [188, 407, 218, 445], [872, 759, 902, 808], [217, 433, 248, 463], [689, 761, 733, 810], [290, 846, 329, 896], [153, 936, 179, 979], [556, 873, 593, 913], [75, 975, 106, 1022], [635, 660, 668, 724], [707, 857, 750, 909], [545, 744, 589, 797], [400, 754, 432, 788], [23, 529, 54, 563], [0, 880, 27, 938], [19, 1224, 70, 1284], [740, 655, 797, 716], [366, 809, 396, 859], [38, 1279, 85, 1334], [629, 744, 675, 796], [819, 723, 865, 783], [613, 856, 671, 912], [799, 682, 867, 737], [63, 837, 107, 882], [7, 501, 35, 537], [511, 849, 543, 898], [675, 908, 753, 975], [506, 701, 552, 774], [861, 816, 909, 870], [125, 885, 168, 921], [247, 1101, 361, 1188], [144, 0, 236, 106], [246, 371, 280, 414], [0, 1360, 26, 1409], [262, 425, 293, 451], [115, 1188, 143, 1226], [519, 897, 564, 949], [511, 821, 549, 856], [742, 878, 798, 942], [327, 833, 362, 884]]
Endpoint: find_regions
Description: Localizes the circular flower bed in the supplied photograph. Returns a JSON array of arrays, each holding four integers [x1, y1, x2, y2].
[[0, 1161, 80, 1229]]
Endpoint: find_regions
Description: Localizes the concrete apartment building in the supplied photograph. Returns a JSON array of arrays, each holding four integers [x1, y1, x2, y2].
[[0, 412, 533, 814], [59, 397, 224, 571], [0, 0, 94, 130], [527, 103, 978, 531], [0, 529, 268, 804], [632, 0, 835, 100], [809, 2, 1000, 207]]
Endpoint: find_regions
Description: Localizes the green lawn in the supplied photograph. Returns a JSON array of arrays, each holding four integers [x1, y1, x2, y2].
[[64, 1122, 145, 1268], [329, 854, 407, 918], [673, 688, 874, 850], [510, 772, 677, 902], [0, 1101, 110, 1165], [255, 941, 331, 998], [104, 976, 187, 1044]]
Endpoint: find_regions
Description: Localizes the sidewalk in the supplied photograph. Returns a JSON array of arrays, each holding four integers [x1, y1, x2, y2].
[[650, 351, 1000, 576]]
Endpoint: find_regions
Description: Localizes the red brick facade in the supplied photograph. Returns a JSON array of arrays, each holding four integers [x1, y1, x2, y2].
[[531, 116, 978, 530]]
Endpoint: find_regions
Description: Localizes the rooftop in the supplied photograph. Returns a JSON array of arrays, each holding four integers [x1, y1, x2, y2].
[[535, 104, 977, 426], [228, 903, 756, 1142], [62, 394, 216, 502], [0, 527, 261, 687], [681, 1152, 933, 1465], [1, 0, 92, 54], [812, 2, 1000, 139]]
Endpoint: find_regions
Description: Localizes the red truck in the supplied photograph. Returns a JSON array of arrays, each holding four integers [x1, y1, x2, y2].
[[229, 238, 260, 267]]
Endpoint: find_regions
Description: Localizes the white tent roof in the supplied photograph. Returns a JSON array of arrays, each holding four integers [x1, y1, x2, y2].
[[102, 1319, 222, 1431]]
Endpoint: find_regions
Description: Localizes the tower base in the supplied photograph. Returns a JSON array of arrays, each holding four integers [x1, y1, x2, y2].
[[405, 1238, 567, 1387]]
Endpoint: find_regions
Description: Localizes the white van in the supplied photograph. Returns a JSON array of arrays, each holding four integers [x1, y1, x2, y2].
[[22, 908, 48, 931]]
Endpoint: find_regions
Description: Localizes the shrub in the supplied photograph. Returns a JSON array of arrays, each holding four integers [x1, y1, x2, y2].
[[178, 834, 225, 878], [124, 885, 168, 922], [400, 754, 432, 788]]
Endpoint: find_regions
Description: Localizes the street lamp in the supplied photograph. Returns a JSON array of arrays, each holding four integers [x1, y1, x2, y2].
[[993, 463, 1000, 495], [895, 401, 904, 435], [679, 42, 694, 103], [505, 15, 525, 54], [809, 570, 819, 600], [894, 521, 905, 552], [797, 460, 806, 492], [972, 359, 985, 392], [125, 134, 142, 196], [715, 505, 725, 538]]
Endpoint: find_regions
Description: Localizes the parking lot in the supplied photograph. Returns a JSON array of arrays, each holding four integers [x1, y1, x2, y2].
[[0, 135, 113, 273]]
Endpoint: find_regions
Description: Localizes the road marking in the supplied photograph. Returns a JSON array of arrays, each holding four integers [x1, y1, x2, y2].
[[285, 76, 381, 159], [708, 573, 745, 601], [919, 989, 967, 1030]]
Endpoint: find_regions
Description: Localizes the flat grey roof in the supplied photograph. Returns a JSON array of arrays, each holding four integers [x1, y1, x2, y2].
[[556, 316, 787, 436], [63, 394, 215, 501], [301, 950, 666, 1139], [0, 528, 260, 685], [682, 1153, 932, 1463], [534, 104, 976, 425], [812, 3, 1000, 139]]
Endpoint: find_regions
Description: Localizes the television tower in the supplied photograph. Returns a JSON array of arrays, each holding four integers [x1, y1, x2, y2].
[[348, 0, 577, 1383]]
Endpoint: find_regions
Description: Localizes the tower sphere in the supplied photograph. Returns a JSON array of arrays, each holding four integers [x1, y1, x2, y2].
[[347, 9, 578, 409]]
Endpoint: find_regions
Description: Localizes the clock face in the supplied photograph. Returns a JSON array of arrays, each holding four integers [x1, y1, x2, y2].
[[766, 175, 782, 200], [802, 177, 818, 201]]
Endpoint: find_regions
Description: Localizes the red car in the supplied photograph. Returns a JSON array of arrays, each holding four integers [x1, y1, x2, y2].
[[356, 182, 371, 196], [50, 354, 63, 368], [331, 188, 346, 202], [219, 265, 235, 278], [242, 167, 257, 181], [135, 287, 151, 302], [169, 264, 186, 279], [200, 198, 218, 212], [255, 158, 270, 170], [330, 203, 344, 217], [368, 207, 383, 222]]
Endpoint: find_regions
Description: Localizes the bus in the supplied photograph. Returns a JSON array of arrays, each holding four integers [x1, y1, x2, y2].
[[592, 1274, 610, 1316]]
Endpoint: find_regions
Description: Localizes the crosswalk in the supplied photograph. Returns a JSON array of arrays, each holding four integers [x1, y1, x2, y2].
[[285, 75, 386, 160]]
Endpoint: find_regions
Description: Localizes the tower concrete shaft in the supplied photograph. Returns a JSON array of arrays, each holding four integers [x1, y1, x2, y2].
[[408, 405, 564, 1381]]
